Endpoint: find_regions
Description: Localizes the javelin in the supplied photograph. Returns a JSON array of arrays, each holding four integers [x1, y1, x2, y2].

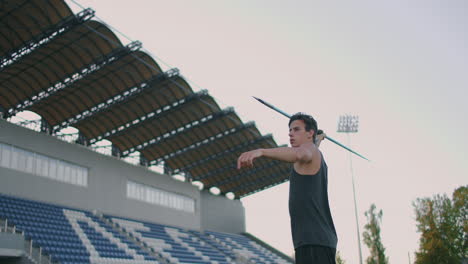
[[253, 97, 370, 162]]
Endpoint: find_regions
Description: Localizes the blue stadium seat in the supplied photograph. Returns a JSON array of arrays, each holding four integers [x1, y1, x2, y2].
[[108, 215, 234, 264], [0, 193, 291, 264], [0, 194, 158, 264], [199, 230, 292, 264]]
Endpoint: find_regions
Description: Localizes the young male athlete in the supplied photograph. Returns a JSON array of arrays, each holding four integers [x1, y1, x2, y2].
[[237, 113, 337, 264]]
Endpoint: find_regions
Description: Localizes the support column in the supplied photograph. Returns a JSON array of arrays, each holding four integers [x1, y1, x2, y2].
[[75, 132, 89, 146], [111, 145, 121, 158], [139, 155, 149, 167], [40, 118, 51, 134]]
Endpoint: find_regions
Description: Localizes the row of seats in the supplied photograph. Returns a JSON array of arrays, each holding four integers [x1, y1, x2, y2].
[[0, 194, 159, 264], [110, 216, 227, 264], [63, 209, 158, 263], [0, 193, 292, 264], [201, 231, 291, 264], [0, 195, 90, 263]]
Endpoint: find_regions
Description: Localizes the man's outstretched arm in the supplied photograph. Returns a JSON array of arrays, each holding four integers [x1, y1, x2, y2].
[[237, 133, 326, 169], [237, 144, 314, 169]]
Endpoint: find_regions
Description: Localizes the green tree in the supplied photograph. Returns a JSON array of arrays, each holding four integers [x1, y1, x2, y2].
[[336, 250, 346, 264], [363, 204, 389, 264], [413, 185, 467, 264]]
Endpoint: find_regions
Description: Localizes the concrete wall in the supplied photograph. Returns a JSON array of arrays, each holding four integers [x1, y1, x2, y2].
[[0, 119, 245, 233], [0, 233, 24, 257], [200, 190, 245, 233]]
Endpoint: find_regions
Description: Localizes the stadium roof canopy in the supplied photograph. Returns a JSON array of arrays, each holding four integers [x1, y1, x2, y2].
[[0, 0, 290, 199]]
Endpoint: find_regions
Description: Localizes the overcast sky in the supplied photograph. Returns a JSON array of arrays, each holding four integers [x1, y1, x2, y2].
[[62, 1, 468, 263]]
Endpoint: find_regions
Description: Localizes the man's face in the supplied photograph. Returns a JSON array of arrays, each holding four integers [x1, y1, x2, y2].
[[289, 120, 313, 147]]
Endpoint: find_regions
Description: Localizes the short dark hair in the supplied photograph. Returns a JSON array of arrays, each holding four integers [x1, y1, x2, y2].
[[288, 112, 318, 143]]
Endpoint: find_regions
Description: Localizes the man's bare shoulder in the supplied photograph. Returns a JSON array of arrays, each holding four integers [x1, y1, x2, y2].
[[294, 142, 321, 175]]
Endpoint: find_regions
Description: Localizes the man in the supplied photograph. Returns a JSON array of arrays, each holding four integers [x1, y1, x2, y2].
[[237, 113, 337, 264]]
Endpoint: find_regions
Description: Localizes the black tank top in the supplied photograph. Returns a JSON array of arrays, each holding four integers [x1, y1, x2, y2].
[[289, 153, 337, 249]]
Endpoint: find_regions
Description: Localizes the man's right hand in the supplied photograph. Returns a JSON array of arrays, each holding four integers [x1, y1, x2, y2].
[[315, 131, 326, 147], [237, 149, 263, 169]]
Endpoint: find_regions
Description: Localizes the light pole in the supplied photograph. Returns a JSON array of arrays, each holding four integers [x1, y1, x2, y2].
[[337, 115, 363, 264]]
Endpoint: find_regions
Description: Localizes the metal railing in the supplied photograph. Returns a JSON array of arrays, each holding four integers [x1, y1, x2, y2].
[[1, 218, 54, 264]]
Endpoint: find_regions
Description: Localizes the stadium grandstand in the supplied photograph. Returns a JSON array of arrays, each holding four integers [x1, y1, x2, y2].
[[0, 0, 294, 263]]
